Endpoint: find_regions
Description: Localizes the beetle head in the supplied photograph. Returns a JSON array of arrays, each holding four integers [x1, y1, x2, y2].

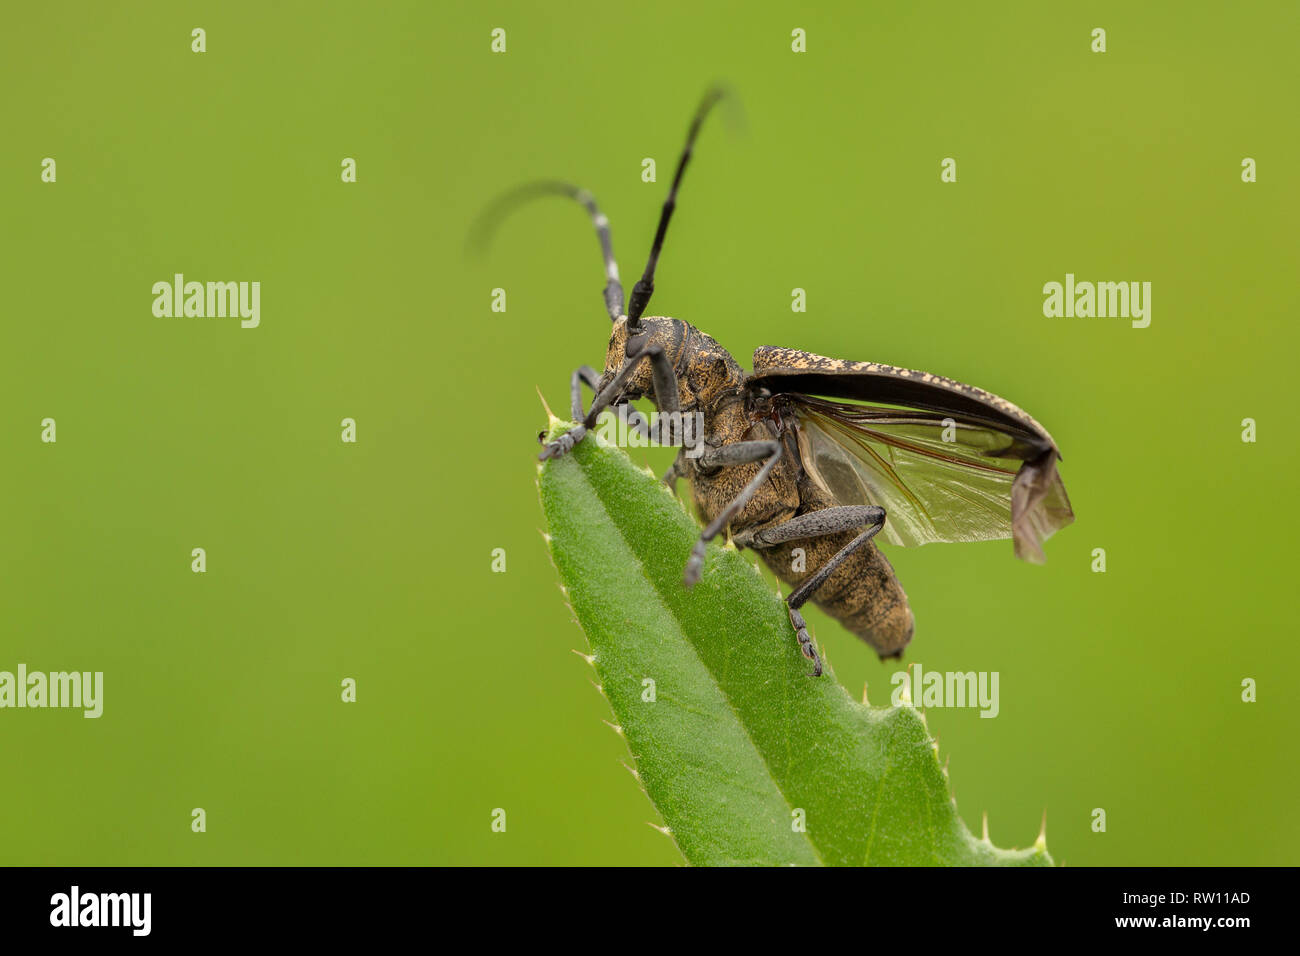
[[598, 314, 744, 412], [598, 315, 674, 400]]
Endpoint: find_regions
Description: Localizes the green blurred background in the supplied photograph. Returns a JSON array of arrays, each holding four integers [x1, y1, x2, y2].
[[2, 1, 1296, 866]]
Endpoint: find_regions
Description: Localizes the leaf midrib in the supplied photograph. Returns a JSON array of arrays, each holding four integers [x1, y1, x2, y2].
[[581, 444, 827, 866]]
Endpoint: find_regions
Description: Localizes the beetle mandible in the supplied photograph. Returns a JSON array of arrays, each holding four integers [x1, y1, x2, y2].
[[487, 88, 1074, 676]]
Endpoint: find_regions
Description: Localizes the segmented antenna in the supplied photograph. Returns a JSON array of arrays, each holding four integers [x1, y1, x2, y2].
[[625, 86, 728, 330], [468, 180, 624, 321]]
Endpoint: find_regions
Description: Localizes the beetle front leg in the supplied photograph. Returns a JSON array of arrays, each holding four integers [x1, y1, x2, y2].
[[539, 342, 680, 461], [745, 506, 887, 677], [569, 365, 599, 420], [563, 364, 652, 440], [661, 450, 686, 494]]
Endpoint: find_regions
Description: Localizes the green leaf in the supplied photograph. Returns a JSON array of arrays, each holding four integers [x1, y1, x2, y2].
[[539, 420, 1053, 867]]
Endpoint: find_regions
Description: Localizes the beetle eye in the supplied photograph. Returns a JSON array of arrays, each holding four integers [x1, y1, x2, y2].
[[626, 332, 649, 357]]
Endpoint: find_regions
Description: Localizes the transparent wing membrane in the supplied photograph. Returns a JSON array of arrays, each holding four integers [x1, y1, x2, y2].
[[792, 397, 1074, 563]]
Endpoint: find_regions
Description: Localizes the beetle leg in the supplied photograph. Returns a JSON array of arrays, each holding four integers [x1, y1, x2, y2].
[[539, 366, 601, 451], [564, 363, 654, 442], [569, 365, 599, 419], [620, 404, 653, 440], [682, 440, 782, 586], [751, 506, 886, 548], [540, 342, 680, 461], [661, 450, 686, 494], [750, 506, 887, 677]]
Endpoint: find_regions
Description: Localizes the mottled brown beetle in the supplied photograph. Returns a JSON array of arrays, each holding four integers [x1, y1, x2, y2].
[[484, 89, 1074, 675]]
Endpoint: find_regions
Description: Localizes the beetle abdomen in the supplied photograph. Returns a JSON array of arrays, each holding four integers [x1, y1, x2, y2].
[[757, 530, 914, 660]]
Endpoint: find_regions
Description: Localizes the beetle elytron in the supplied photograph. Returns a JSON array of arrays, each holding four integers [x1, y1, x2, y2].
[[487, 88, 1074, 675]]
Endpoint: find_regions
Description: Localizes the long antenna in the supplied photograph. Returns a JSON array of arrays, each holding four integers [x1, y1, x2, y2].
[[468, 180, 624, 321], [625, 86, 728, 329]]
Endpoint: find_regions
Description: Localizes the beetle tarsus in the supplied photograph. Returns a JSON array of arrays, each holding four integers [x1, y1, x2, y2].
[[683, 544, 705, 587], [790, 607, 823, 677], [661, 454, 683, 495], [539, 424, 587, 461]]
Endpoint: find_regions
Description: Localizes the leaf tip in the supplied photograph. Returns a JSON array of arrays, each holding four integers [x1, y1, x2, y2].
[[1034, 810, 1048, 851]]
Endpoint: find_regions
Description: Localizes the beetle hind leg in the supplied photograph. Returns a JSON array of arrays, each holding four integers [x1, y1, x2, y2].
[[750, 506, 887, 677]]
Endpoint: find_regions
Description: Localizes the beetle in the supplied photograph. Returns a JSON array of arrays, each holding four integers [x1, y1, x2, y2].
[[484, 88, 1074, 676]]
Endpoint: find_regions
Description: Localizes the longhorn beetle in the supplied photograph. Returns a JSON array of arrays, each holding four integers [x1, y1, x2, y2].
[[484, 88, 1074, 676]]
